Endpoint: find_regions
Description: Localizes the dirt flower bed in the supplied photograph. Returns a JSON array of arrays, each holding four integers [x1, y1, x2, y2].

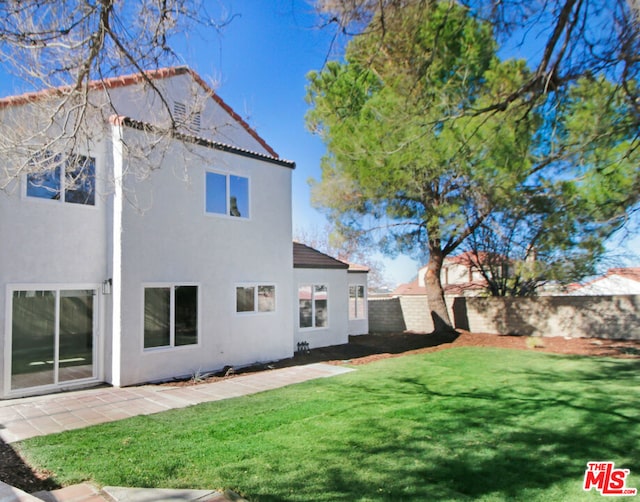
[[160, 330, 640, 386]]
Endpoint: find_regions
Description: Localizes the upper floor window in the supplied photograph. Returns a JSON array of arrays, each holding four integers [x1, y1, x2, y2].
[[26, 154, 95, 206], [206, 171, 249, 218], [349, 285, 366, 320]]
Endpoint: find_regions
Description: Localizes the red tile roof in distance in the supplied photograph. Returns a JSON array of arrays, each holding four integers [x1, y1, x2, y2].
[[392, 277, 486, 296], [293, 242, 349, 269], [347, 262, 369, 273], [606, 267, 640, 282], [0, 66, 280, 159]]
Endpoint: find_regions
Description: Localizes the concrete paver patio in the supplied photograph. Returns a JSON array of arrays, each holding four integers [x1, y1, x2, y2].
[[0, 363, 354, 443]]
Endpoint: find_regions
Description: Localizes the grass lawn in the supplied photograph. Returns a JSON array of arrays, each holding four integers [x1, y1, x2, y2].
[[17, 347, 640, 501]]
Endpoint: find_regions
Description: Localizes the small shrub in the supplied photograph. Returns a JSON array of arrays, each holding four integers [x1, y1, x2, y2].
[[525, 336, 546, 349]]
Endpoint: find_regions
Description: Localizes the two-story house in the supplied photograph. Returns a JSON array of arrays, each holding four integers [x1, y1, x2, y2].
[[0, 67, 366, 399]]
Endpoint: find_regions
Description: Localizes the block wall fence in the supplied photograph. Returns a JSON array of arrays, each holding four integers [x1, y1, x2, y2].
[[368, 294, 640, 340]]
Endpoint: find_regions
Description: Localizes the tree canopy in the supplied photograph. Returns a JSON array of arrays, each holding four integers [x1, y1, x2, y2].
[[307, 0, 639, 329], [307, 1, 540, 328]]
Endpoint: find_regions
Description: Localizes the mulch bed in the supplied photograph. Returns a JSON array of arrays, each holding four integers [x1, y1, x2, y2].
[[2, 330, 639, 493]]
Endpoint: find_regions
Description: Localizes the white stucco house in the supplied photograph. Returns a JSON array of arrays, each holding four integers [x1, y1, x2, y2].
[[0, 67, 367, 399], [567, 267, 640, 295], [293, 242, 369, 350], [394, 252, 506, 298]]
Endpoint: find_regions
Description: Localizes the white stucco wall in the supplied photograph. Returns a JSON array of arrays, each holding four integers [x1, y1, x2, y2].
[[114, 125, 294, 385], [293, 268, 349, 350], [0, 139, 111, 397], [0, 70, 294, 395], [418, 262, 482, 287], [106, 72, 273, 156]]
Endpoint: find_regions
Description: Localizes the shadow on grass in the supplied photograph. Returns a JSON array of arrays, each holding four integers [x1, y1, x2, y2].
[[271, 331, 460, 368], [0, 437, 60, 492], [261, 355, 640, 501]]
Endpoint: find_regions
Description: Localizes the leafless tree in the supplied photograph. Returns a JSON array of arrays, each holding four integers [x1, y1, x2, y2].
[[0, 0, 233, 195]]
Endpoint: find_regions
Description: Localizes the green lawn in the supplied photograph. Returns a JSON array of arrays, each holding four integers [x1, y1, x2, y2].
[[18, 347, 640, 501]]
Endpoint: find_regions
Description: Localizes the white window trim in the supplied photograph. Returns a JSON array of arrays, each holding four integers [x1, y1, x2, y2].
[[141, 283, 200, 352], [349, 284, 367, 320], [204, 169, 251, 221], [4, 283, 102, 398], [298, 283, 329, 330], [235, 283, 277, 315]]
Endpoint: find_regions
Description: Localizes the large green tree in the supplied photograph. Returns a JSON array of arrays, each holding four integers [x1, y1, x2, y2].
[[307, 1, 639, 331], [464, 75, 639, 296], [306, 1, 537, 330]]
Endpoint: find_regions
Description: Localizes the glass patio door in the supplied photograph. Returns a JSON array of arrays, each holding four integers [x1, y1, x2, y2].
[[11, 289, 96, 391]]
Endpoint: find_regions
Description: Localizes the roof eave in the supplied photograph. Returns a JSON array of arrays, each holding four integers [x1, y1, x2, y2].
[[111, 115, 295, 169]]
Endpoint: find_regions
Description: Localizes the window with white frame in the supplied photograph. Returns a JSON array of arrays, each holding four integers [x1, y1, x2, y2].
[[236, 284, 276, 313], [205, 171, 249, 218], [144, 285, 198, 349], [349, 285, 366, 320], [10, 288, 96, 390], [26, 154, 95, 206], [298, 284, 328, 329]]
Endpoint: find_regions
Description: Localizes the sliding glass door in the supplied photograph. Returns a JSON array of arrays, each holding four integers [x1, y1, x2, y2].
[[11, 288, 96, 391]]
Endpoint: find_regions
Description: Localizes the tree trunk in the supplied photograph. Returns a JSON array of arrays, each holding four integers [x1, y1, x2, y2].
[[423, 249, 455, 333]]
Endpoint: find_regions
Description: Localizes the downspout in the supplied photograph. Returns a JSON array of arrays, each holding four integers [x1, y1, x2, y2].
[[109, 115, 125, 387]]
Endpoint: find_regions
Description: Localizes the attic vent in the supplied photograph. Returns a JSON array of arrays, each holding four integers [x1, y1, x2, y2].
[[173, 101, 201, 134]]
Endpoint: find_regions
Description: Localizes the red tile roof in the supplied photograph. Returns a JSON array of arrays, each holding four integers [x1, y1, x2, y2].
[[347, 262, 369, 273], [392, 277, 486, 296], [0, 66, 280, 159], [606, 267, 640, 282], [570, 267, 640, 292]]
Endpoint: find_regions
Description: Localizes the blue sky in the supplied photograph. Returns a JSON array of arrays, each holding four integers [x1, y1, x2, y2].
[[175, 0, 421, 285]]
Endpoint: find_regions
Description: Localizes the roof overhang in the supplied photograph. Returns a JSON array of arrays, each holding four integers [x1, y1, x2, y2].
[[111, 115, 295, 169]]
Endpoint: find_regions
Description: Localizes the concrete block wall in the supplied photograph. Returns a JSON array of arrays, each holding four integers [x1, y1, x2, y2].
[[397, 296, 433, 332], [367, 297, 406, 333], [369, 294, 640, 340], [368, 295, 456, 333], [456, 295, 640, 340]]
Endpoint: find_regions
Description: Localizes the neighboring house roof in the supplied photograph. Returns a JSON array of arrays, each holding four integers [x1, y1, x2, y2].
[[347, 262, 370, 273], [444, 251, 509, 267], [608, 267, 640, 281], [392, 277, 485, 296], [293, 242, 349, 269], [568, 267, 640, 295], [393, 251, 501, 297], [0, 65, 281, 160]]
